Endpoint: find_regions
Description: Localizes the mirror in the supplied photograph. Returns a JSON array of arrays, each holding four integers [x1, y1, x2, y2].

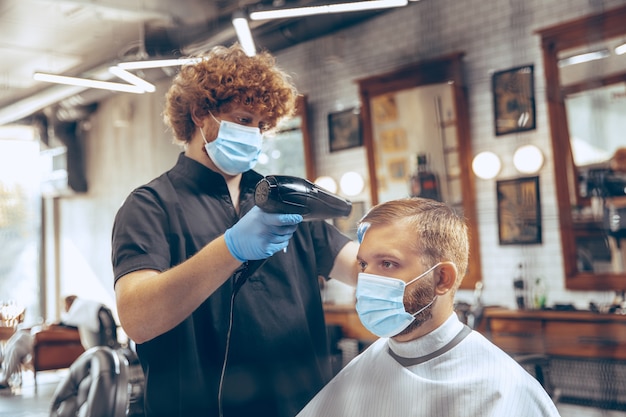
[[357, 53, 482, 289], [255, 95, 316, 180], [539, 5, 626, 290]]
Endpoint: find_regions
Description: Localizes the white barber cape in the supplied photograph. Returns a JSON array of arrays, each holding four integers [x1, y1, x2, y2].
[[61, 298, 102, 333], [297, 313, 561, 417]]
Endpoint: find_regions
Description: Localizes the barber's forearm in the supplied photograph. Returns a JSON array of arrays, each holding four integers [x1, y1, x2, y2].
[[115, 235, 242, 343], [328, 241, 359, 287]]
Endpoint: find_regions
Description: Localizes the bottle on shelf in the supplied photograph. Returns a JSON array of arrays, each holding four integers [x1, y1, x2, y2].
[[409, 153, 441, 201], [513, 263, 526, 310], [533, 277, 547, 310]]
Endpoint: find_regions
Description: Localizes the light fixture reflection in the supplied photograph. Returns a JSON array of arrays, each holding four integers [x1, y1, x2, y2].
[[472, 151, 501, 180], [314, 176, 337, 194], [257, 153, 269, 165], [340, 172, 364, 196], [558, 49, 610, 67], [513, 144, 544, 174]]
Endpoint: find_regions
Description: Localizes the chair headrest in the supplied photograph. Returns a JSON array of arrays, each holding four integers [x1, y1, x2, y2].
[[49, 346, 128, 417]]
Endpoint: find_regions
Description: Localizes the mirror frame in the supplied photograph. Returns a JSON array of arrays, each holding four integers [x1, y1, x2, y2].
[[356, 52, 482, 289], [258, 95, 315, 181], [297, 95, 316, 181], [538, 5, 626, 290]]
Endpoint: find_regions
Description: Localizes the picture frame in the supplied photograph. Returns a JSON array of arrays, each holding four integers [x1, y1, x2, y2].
[[492, 64, 536, 136], [387, 158, 409, 181], [496, 176, 542, 245], [328, 108, 362, 152]]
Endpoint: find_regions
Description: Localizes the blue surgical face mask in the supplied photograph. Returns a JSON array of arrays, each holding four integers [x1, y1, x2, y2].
[[356, 262, 448, 338], [201, 113, 263, 175]]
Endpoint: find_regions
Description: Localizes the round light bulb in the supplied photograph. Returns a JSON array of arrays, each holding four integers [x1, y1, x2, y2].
[[340, 171, 364, 196], [472, 151, 501, 180], [513, 144, 544, 174], [314, 176, 337, 194]]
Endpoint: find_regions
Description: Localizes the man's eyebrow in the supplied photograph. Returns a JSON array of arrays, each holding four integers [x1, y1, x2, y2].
[[359, 252, 403, 262]]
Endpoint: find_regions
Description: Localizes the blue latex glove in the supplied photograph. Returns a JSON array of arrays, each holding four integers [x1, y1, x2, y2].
[[224, 206, 303, 262]]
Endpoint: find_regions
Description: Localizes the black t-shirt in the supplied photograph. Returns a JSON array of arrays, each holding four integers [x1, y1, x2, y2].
[[111, 153, 351, 417]]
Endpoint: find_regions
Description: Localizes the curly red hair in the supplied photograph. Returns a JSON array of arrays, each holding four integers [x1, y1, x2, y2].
[[164, 43, 298, 144]]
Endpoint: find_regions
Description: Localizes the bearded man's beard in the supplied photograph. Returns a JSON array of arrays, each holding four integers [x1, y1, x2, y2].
[[397, 279, 436, 336]]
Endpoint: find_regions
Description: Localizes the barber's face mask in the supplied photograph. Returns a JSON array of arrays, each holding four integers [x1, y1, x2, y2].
[[356, 262, 448, 338], [201, 113, 263, 175]]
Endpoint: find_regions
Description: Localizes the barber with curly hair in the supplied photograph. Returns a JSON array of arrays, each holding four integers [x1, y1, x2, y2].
[[111, 44, 359, 417]]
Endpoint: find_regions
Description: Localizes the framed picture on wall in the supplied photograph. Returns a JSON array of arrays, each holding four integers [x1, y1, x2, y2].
[[328, 108, 362, 152], [492, 65, 536, 136], [497, 176, 542, 245]]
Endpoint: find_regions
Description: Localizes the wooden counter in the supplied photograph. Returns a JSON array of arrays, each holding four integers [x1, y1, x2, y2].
[[484, 308, 626, 360], [323, 304, 376, 341]]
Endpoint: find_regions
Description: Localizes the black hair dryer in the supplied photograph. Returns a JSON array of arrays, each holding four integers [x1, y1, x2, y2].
[[234, 176, 352, 294], [254, 175, 352, 220]]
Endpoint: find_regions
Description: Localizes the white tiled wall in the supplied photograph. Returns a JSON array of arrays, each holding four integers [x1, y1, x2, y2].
[[273, 0, 626, 309], [57, 0, 626, 316]]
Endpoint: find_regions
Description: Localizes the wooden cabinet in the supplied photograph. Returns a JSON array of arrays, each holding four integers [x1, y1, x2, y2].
[[487, 315, 544, 354], [484, 308, 626, 360], [484, 308, 626, 407]]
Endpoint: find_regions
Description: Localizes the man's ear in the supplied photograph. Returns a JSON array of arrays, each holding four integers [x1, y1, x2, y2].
[[435, 262, 457, 295]]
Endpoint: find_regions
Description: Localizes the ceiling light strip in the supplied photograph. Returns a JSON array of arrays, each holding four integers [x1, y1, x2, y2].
[[232, 13, 256, 57], [108, 66, 156, 92], [117, 58, 203, 70], [250, 0, 408, 20], [33, 73, 145, 94]]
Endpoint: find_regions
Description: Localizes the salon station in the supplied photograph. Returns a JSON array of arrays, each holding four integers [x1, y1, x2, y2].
[[1, 0, 626, 415]]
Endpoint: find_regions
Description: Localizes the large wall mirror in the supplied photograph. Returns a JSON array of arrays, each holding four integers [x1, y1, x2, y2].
[[357, 53, 482, 289], [255, 95, 315, 180], [539, 5, 626, 290]]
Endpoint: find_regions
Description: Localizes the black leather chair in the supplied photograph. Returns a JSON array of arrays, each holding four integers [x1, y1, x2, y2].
[[513, 353, 560, 403], [49, 346, 144, 417]]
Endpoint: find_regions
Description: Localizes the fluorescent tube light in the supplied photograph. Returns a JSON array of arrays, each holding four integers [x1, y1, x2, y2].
[[249, 0, 408, 20], [558, 49, 610, 67], [615, 43, 626, 56], [117, 58, 203, 70], [33, 73, 145, 93], [108, 66, 156, 92], [232, 12, 256, 57], [0, 85, 86, 126]]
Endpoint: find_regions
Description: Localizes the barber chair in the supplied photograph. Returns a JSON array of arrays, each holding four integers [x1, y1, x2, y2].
[[77, 305, 119, 350], [513, 353, 560, 403], [49, 345, 144, 417], [32, 325, 85, 387], [31, 305, 120, 386]]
